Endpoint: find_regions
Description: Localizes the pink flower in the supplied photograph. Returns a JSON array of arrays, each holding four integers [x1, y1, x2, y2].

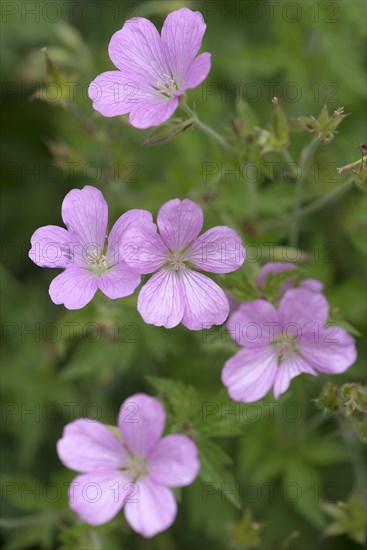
[[122, 199, 246, 330], [221, 288, 356, 402], [29, 186, 154, 310], [257, 262, 323, 294], [57, 393, 200, 538], [88, 8, 211, 128]]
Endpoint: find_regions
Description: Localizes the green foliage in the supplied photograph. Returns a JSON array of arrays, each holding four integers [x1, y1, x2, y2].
[[1, 1, 366, 549]]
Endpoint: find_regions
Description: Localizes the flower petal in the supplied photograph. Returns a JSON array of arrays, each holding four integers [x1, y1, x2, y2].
[[57, 419, 126, 473], [157, 199, 203, 250], [187, 226, 245, 273], [278, 288, 329, 332], [97, 264, 141, 300], [122, 227, 168, 274], [49, 267, 98, 310], [181, 52, 211, 90], [29, 226, 73, 268], [118, 393, 166, 457], [221, 346, 278, 403], [69, 471, 132, 526], [299, 328, 357, 374], [61, 186, 108, 250], [227, 300, 280, 347], [88, 71, 143, 117], [180, 269, 229, 330], [148, 434, 200, 487], [161, 8, 207, 85], [109, 18, 169, 87], [129, 97, 179, 129], [107, 209, 154, 264], [273, 354, 317, 399], [301, 279, 324, 293], [137, 269, 185, 328], [124, 476, 177, 538]]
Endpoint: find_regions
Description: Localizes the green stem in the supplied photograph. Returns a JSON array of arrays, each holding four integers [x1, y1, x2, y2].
[[296, 177, 354, 218], [289, 137, 319, 245], [259, 176, 354, 231], [243, 160, 258, 215], [180, 102, 232, 151]]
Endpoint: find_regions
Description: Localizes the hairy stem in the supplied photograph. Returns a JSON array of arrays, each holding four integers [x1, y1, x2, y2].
[[259, 176, 354, 231], [180, 102, 232, 151], [289, 137, 319, 244]]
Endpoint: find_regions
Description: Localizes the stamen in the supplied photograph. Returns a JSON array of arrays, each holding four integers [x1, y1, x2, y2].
[[156, 74, 178, 99], [168, 249, 187, 271]]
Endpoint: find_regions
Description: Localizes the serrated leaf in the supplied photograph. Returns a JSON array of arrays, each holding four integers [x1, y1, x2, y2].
[[198, 439, 241, 509], [222, 269, 260, 302], [262, 269, 300, 302], [147, 375, 200, 426]]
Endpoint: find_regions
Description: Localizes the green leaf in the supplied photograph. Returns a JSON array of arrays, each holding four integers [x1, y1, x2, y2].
[[262, 268, 300, 302], [283, 461, 326, 530], [147, 375, 201, 428], [59, 340, 135, 381], [198, 439, 241, 509], [221, 268, 260, 302]]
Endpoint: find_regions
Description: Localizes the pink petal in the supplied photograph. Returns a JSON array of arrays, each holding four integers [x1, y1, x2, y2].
[[129, 97, 179, 129], [227, 300, 280, 347], [97, 264, 141, 300], [161, 8, 207, 85], [118, 393, 166, 457], [257, 262, 296, 288], [180, 269, 229, 330], [88, 71, 144, 117], [301, 279, 324, 293], [122, 227, 168, 275], [221, 346, 278, 403], [137, 269, 185, 328], [49, 267, 98, 310], [57, 419, 126, 472], [124, 476, 177, 538], [278, 288, 329, 332], [107, 209, 154, 264], [61, 186, 108, 251], [273, 354, 317, 399], [69, 470, 132, 526], [29, 225, 73, 268], [148, 434, 200, 487], [187, 226, 245, 273], [108, 18, 169, 87], [181, 52, 211, 90], [157, 199, 203, 250], [299, 328, 357, 374]]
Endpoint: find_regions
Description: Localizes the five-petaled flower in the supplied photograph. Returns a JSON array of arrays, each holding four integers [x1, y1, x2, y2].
[[122, 198, 246, 330], [57, 393, 200, 538], [221, 288, 356, 402], [88, 8, 211, 128], [29, 186, 154, 310]]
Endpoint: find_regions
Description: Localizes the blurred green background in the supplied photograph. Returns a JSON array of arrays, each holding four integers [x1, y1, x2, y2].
[[1, 0, 366, 549]]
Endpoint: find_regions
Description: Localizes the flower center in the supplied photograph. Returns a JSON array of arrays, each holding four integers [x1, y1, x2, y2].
[[86, 248, 110, 275], [156, 74, 178, 99], [168, 249, 187, 271], [272, 338, 299, 364], [126, 454, 148, 480]]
